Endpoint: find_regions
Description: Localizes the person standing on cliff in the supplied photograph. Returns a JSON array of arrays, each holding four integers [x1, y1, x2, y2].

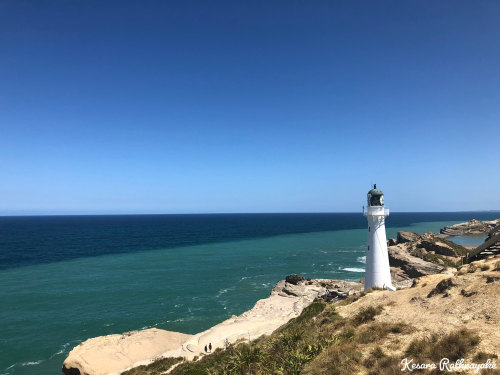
[[209, 343, 212, 352], [204, 345, 207, 353]]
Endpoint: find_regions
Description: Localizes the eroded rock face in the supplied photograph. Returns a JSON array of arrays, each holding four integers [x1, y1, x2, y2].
[[388, 245, 445, 278], [418, 238, 459, 257], [388, 231, 468, 269], [62, 367, 81, 375], [397, 231, 420, 244], [387, 238, 398, 246], [274, 278, 361, 299], [62, 328, 192, 375]]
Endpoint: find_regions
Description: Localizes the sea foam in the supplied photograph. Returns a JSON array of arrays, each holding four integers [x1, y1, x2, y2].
[[340, 267, 365, 273]]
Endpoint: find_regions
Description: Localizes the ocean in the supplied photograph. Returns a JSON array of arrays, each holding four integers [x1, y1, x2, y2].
[[0, 212, 498, 375]]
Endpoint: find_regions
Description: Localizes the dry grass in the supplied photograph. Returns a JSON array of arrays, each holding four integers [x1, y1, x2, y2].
[[474, 351, 498, 361], [494, 261, 500, 272], [336, 287, 381, 306], [352, 305, 383, 325], [405, 329, 480, 362], [364, 347, 401, 375], [468, 264, 478, 273]]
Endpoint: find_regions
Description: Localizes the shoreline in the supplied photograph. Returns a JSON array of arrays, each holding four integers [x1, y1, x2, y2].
[[62, 218, 499, 375], [63, 279, 362, 375]]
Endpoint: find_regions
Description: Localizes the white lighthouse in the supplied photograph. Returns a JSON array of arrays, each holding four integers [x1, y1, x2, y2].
[[363, 184, 395, 291]]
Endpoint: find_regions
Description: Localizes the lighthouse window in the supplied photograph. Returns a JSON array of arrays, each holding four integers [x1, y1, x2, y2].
[[369, 227, 370, 232], [368, 245, 370, 251]]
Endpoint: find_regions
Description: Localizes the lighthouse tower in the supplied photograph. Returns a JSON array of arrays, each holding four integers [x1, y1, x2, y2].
[[363, 185, 395, 291]]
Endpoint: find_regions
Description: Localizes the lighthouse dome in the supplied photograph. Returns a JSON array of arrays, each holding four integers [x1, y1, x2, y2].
[[367, 184, 384, 206]]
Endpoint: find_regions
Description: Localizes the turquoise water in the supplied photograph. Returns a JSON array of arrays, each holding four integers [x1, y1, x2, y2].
[[0, 216, 493, 374], [448, 234, 488, 246]]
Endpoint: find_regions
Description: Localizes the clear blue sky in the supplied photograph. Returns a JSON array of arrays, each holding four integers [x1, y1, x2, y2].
[[1, 1, 499, 214]]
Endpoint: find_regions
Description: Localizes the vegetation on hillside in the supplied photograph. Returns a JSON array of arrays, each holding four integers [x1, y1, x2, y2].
[[124, 293, 490, 375]]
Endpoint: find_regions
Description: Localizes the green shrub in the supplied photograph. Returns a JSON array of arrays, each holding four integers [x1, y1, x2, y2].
[[356, 322, 411, 344]]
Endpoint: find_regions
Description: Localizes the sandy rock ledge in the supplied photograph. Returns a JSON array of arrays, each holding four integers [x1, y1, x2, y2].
[[62, 329, 191, 375], [62, 279, 361, 375]]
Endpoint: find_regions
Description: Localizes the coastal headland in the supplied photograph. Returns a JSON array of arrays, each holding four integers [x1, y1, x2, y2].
[[63, 219, 500, 375]]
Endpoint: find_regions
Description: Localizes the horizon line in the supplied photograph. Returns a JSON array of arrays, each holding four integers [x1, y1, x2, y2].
[[1, 210, 499, 218]]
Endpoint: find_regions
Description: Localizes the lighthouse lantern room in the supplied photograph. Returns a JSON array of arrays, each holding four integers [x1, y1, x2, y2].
[[363, 184, 395, 291]]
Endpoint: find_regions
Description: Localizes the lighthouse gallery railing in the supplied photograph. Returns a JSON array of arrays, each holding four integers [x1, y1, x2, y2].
[[363, 207, 390, 216]]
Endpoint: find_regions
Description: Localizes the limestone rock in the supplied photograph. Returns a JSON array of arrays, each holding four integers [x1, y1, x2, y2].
[[62, 328, 191, 375], [391, 266, 411, 282], [418, 238, 460, 257], [282, 282, 306, 297], [388, 245, 445, 278], [387, 238, 398, 246], [397, 231, 420, 244]]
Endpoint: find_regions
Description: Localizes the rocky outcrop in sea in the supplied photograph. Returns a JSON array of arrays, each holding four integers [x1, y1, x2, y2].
[[440, 219, 500, 237]]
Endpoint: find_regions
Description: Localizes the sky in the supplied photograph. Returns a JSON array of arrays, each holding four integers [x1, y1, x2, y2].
[[0, 1, 499, 214]]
